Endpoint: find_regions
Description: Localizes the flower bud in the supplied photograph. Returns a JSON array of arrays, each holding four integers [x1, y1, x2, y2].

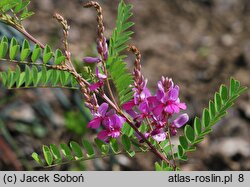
[[83, 57, 101, 64], [172, 113, 189, 128]]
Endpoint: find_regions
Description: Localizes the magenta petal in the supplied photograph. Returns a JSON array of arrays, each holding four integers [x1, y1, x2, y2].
[[152, 132, 166, 142], [144, 86, 151, 97], [178, 102, 187, 110], [168, 87, 179, 101], [106, 109, 116, 116], [110, 130, 120, 138], [172, 104, 180, 113], [87, 117, 101, 129], [165, 105, 174, 114], [126, 109, 138, 118], [95, 67, 107, 79], [153, 104, 164, 116], [98, 103, 109, 117], [147, 96, 157, 103], [157, 81, 164, 92], [139, 101, 149, 113], [173, 113, 189, 128], [122, 101, 135, 110], [89, 81, 103, 91], [97, 130, 109, 140]]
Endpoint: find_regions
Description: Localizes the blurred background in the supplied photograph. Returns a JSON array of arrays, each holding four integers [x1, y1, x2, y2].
[[0, 0, 250, 170]]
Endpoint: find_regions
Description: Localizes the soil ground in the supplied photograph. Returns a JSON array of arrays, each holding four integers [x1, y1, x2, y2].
[[1, 0, 250, 170]]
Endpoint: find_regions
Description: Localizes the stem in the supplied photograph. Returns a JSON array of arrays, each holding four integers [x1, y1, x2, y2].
[[0, 58, 66, 70], [8, 85, 78, 90], [103, 64, 119, 110], [167, 127, 177, 171], [10, 24, 45, 49], [44, 150, 144, 169]]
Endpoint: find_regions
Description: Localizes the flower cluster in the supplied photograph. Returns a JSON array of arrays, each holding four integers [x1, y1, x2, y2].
[[82, 3, 188, 143], [87, 103, 125, 142], [84, 45, 188, 142], [123, 77, 189, 142]]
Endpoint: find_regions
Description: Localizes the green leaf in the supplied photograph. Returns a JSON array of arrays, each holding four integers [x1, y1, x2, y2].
[[43, 45, 53, 64], [214, 93, 222, 111], [0, 72, 8, 87], [121, 122, 134, 137], [229, 77, 236, 97], [94, 138, 109, 155], [14, 0, 30, 13], [177, 145, 184, 157], [184, 125, 195, 143], [107, 0, 134, 106], [122, 134, 131, 151], [20, 39, 30, 61], [7, 69, 15, 88], [202, 108, 210, 128], [0, 37, 8, 58], [82, 139, 95, 158], [70, 141, 83, 159], [209, 101, 216, 118], [9, 37, 20, 60], [32, 66, 39, 85], [155, 162, 162, 171], [60, 143, 73, 160], [179, 136, 188, 150], [51, 70, 60, 86], [126, 150, 135, 157], [194, 117, 202, 135], [31, 152, 44, 166], [54, 49, 65, 65], [20, 7, 34, 20], [31, 44, 41, 62], [220, 85, 228, 103], [110, 138, 119, 154], [24, 65, 32, 87], [42, 145, 53, 166], [50, 144, 62, 162]]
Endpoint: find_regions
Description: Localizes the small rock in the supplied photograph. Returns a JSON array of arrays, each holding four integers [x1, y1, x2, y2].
[[116, 155, 131, 167], [209, 138, 250, 158], [221, 34, 234, 47], [10, 104, 36, 122], [239, 101, 250, 120]]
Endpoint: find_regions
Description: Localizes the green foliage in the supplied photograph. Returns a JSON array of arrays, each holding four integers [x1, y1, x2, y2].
[[0, 36, 79, 89], [0, 37, 66, 65], [64, 110, 89, 135], [154, 161, 174, 171], [106, 0, 134, 105], [0, 0, 34, 23], [32, 136, 143, 167], [176, 78, 247, 161], [0, 65, 78, 89]]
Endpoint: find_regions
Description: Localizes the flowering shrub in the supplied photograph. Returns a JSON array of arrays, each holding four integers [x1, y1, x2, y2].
[[0, 0, 247, 171]]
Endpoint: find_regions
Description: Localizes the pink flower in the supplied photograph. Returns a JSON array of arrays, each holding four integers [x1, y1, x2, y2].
[[153, 81, 186, 117], [97, 114, 125, 142], [87, 103, 109, 129], [170, 113, 189, 136]]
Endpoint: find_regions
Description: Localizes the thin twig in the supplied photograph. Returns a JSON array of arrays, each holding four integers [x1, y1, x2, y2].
[[167, 127, 177, 171], [7, 85, 78, 90], [44, 150, 144, 169], [0, 58, 68, 71]]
